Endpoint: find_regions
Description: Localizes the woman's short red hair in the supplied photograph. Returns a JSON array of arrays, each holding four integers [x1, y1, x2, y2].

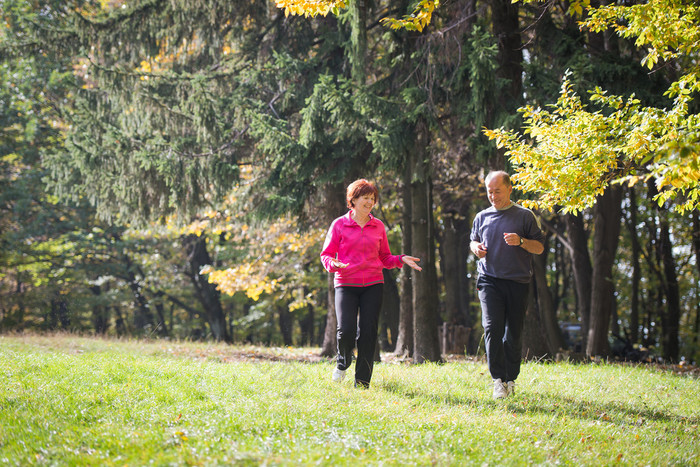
[[346, 179, 379, 209]]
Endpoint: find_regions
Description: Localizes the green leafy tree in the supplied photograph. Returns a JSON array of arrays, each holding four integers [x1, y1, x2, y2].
[[485, 0, 699, 358]]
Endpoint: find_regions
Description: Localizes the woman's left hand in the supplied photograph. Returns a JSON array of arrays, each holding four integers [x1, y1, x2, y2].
[[402, 255, 422, 271]]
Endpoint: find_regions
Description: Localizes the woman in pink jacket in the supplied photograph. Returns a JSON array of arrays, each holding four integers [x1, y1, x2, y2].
[[320, 179, 421, 388]]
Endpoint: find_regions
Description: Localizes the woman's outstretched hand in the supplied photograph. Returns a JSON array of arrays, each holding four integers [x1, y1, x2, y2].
[[402, 255, 422, 271], [331, 259, 349, 269]]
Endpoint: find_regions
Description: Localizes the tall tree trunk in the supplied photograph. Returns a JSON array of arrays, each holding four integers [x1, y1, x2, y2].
[[491, 0, 523, 162], [625, 187, 641, 344], [439, 211, 471, 327], [410, 120, 441, 363], [491, 0, 523, 98], [153, 300, 170, 337], [566, 213, 592, 346], [320, 182, 346, 357], [121, 253, 155, 334], [380, 269, 400, 352], [694, 208, 700, 278], [394, 166, 414, 357], [437, 196, 473, 354], [49, 296, 70, 330], [278, 303, 293, 346], [299, 286, 315, 346], [586, 185, 623, 357], [644, 212, 661, 349], [659, 214, 680, 361], [182, 234, 230, 343], [113, 305, 127, 336], [521, 281, 550, 359], [693, 210, 700, 352], [89, 285, 110, 335], [349, 0, 367, 84], [320, 275, 338, 357], [531, 239, 566, 354]]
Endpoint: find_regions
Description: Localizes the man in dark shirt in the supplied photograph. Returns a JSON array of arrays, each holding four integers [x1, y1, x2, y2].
[[470, 171, 545, 399]]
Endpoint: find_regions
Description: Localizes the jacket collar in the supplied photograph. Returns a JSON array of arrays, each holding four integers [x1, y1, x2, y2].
[[344, 210, 375, 226]]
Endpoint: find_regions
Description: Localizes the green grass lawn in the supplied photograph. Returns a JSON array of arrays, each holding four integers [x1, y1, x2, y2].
[[1, 334, 698, 466]]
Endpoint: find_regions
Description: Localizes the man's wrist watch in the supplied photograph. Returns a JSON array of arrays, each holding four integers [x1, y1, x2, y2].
[[519, 236, 524, 246]]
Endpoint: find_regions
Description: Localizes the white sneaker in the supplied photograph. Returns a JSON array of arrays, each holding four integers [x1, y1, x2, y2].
[[332, 368, 346, 383], [492, 378, 508, 399], [506, 381, 515, 396]]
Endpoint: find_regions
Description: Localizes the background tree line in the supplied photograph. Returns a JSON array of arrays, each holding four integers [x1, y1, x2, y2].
[[1, 0, 698, 363]]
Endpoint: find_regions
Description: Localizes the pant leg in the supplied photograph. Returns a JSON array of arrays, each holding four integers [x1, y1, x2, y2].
[[354, 284, 384, 388], [503, 281, 530, 382], [335, 286, 360, 371], [477, 275, 507, 381]]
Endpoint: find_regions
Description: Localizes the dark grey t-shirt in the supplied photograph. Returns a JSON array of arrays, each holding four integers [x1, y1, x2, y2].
[[470, 203, 545, 283]]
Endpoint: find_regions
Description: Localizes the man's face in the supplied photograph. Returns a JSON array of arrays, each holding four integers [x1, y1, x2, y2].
[[486, 176, 512, 210]]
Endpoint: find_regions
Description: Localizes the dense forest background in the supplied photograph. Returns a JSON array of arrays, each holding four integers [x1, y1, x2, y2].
[[1, 0, 698, 363]]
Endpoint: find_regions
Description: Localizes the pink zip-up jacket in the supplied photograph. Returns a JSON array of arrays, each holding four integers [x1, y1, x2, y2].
[[320, 211, 404, 288]]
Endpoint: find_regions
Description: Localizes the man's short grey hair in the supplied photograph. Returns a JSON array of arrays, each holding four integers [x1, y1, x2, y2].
[[485, 170, 512, 187]]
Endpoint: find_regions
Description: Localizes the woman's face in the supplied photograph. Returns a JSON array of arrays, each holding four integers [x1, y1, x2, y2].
[[352, 194, 376, 216]]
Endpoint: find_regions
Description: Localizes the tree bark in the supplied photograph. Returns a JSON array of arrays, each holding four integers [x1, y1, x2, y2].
[[410, 120, 442, 363], [693, 210, 700, 352], [153, 300, 170, 337], [121, 253, 155, 334], [566, 213, 593, 346], [659, 214, 680, 361], [643, 212, 661, 349], [299, 286, 315, 346], [278, 303, 293, 346], [586, 185, 623, 357], [380, 269, 400, 352], [48, 296, 70, 330], [438, 209, 472, 354], [349, 0, 367, 84], [531, 238, 566, 354], [320, 275, 338, 357], [521, 281, 550, 359], [394, 167, 414, 357], [89, 285, 110, 335], [491, 0, 523, 97], [182, 234, 230, 343], [320, 182, 346, 357], [625, 187, 642, 344], [490, 0, 523, 165]]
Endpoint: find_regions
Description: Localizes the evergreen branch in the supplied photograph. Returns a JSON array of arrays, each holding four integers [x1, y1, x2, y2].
[[72, 0, 165, 32], [122, 126, 250, 160], [86, 55, 250, 82]]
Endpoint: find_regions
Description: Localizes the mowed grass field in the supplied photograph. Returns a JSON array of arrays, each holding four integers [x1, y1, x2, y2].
[[1, 334, 698, 466]]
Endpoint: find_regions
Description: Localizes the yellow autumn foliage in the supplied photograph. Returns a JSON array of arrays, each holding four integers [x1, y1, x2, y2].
[[192, 214, 324, 301], [380, 0, 440, 32], [273, 0, 439, 32], [274, 0, 346, 18]]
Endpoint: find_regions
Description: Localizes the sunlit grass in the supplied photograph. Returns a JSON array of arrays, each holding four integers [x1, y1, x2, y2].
[[1, 334, 698, 465]]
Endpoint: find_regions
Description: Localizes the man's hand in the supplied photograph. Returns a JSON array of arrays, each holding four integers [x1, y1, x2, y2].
[[471, 241, 487, 258], [503, 232, 522, 246]]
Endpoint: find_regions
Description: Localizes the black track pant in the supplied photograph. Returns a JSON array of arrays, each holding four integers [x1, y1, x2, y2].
[[335, 284, 383, 388], [477, 275, 529, 382]]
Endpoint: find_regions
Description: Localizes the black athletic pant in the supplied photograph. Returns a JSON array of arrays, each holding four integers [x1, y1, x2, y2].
[[477, 274, 529, 382], [335, 284, 383, 388]]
